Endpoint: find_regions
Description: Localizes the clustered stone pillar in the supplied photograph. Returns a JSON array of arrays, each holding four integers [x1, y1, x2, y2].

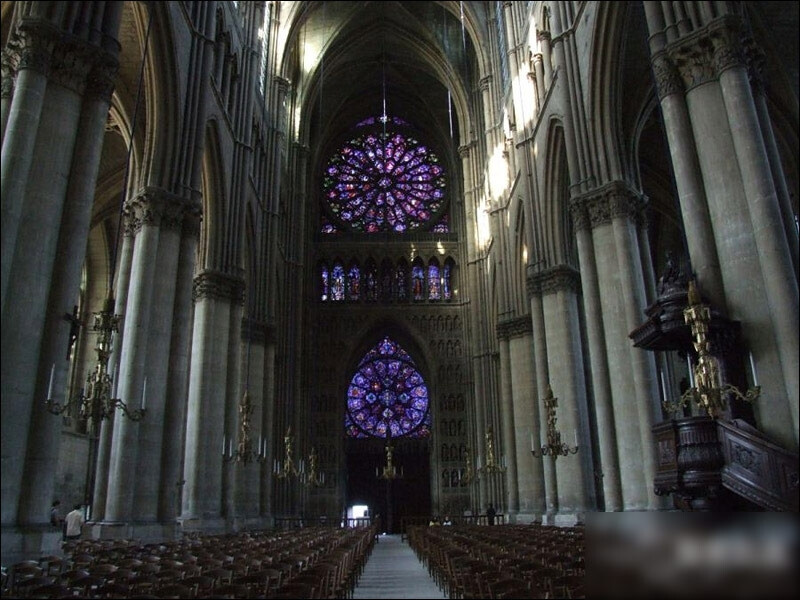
[[496, 333, 519, 518], [181, 270, 245, 530], [570, 182, 660, 511], [1, 4, 121, 539], [101, 189, 199, 535], [502, 316, 546, 522], [533, 266, 592, 523], [645, 7, 799, 449]]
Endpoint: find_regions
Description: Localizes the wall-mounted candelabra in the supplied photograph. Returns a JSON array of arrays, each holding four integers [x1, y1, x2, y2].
[[460, 445, 476, 485], [46, 292, 146, 432], [531, 385, 579, 458], [274, 427, 301, 480], [302, 447, 325, 488], [478, 426, 506, 476], [222, 390, 267, 465], [663, 281, 759, 418]]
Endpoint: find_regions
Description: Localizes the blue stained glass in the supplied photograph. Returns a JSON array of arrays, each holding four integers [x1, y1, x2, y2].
[[321, 266, 329, 301], [332, 263, 345, 301], [348, 264, 360, 301], [345, 336, 430, 439], [428, 263, 441, 300], [443, 262, 452, 300], [323, 123, 446, 233]]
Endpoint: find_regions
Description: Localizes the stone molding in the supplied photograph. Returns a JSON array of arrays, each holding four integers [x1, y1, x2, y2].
[[651, 52, 684, 100], [193, 270, 246, 304], [569, 180, 647, 231], [526, 264, 581, 297], [1, 50, 15, 98], [124, 187, 201, 235], [496, 315, 533, 340]]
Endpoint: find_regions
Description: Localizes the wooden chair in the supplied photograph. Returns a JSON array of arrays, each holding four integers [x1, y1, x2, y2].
[[212, 583, 250, 599], [16, 575, 56, 598], [94, 582, 133, 598], [182, 574, 215, 599], [23, 582, 73, 599], [273, 581, 316, 599], [155, 583, 195, 599]]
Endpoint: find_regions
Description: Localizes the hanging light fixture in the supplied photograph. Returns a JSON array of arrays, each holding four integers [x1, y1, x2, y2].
[[531, 385, 579, 458]]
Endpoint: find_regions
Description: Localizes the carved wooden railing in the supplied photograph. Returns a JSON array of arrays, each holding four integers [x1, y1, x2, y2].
[[717, 419, 799, 511], [653, 416, 799, 511]]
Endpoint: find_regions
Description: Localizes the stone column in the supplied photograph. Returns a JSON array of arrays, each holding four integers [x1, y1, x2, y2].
[[569, 204, 622, 511], [158, 208, 201, 521], [577, 184, 648, 510], [712, 24, 799, 440], [505, 317, 545, 521], [127, 190, 192, 525], [18, 56, 118, 526], [526, 282, 558, 518], [104, 192, 163, 522], [536, 267, 591, 521], [496, 334, 519, 517], [1, 37, 88, 526], [93, 225, 135, 522], [181, 270, 243, 528], [0, 22, 54, 311], [261, 337, 276, 519]]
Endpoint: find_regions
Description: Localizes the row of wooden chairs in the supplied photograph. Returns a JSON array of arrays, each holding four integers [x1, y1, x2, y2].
[[2, 524, 377, 598], [408, 524, 585, 599]]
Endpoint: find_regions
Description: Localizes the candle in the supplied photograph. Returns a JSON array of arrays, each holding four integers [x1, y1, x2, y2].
[[222, 436, 226, 456], [660, 370, 668, 402], [686, 355, 695, 388], [46, 363, 55, 401], [574, 430, 579, 446], [229, 439, 233, 456], [749, 352, 758, 387], [258, 435, 262, 456], [530, 431, 534, 452], [141, 377, 147, 411]]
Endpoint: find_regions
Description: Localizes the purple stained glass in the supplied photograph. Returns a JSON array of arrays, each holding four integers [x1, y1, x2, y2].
[[432, 213, 449, 233], [347, 264, 361, 301], [345, 336, 431, 439], [323, 129, 446, 232], [443, 262, 452, 300], [321, 214, 339, 234]]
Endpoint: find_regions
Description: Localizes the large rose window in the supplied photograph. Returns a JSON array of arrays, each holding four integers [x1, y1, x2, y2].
[[323, 130, 446, 233]]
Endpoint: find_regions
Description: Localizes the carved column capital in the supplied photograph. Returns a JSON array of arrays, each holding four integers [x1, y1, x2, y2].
[[496, 315, 532, 340], [651, 52, 684, 99], [193, 270, 246, 304], [124, 187, 199, 235], [708, 15, 746, 76], [84, 53, 119, 102], [48, 41, 94, 94], [527, 265, 581, 297], [1, 49, 14, 98], [570, 181, 646, 229], [8, 21, 59, 75]]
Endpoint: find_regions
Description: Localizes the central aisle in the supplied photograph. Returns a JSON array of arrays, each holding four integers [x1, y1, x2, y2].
[[353, 534, 448, 599]]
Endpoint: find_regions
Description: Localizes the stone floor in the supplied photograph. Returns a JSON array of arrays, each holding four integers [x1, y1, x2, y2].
[[353, 534, 447, 599]]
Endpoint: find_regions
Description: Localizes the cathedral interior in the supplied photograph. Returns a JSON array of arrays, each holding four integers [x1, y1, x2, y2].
[[1, 0, 798, 577]]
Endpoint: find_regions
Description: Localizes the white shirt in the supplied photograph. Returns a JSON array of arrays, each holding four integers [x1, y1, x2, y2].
[[65, 508, 84, 537]]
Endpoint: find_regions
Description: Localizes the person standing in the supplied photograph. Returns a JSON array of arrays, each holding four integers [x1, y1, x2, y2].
[[64, 504, 85, 541], [50, 500, 65, 539], [486, 503, 497, 526]]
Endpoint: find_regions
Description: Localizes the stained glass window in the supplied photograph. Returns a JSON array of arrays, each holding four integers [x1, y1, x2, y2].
[[381, 260, 394, 302], [345, 336, 431, 439], [411, 261, 425, 301], [396, 261, 408, 301], [347, 263, 361, 301], [321, 214, 339, 234], [331, 262, 345, 301], [443, 261, 453, 301], [321, 264, 330, 301], [428, 261, 441, 301], [322, 129, 446, 232], [365, 260, 378, 302], [432, 213, 450, 233]]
